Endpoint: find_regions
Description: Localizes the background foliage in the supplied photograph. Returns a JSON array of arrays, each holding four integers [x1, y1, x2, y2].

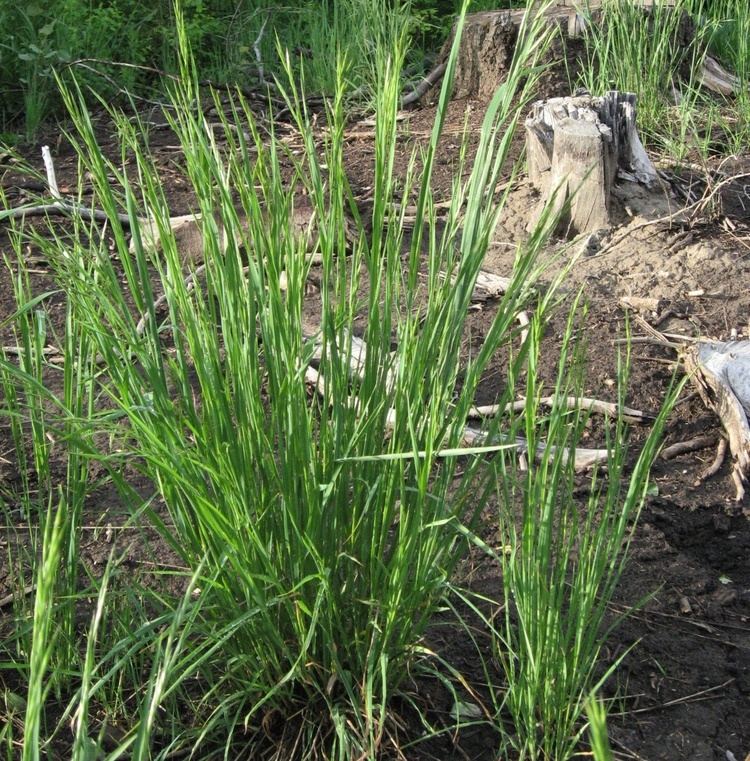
[[1, 0, 747, 142]]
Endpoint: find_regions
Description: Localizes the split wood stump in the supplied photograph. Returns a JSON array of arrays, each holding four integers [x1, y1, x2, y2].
[[525, 91, 657, 236]]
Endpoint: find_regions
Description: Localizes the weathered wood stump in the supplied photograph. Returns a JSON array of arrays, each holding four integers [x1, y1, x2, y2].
[[525, 91, 657, 236], [447, 6, 584, 101], [437, 1, 740, 107]]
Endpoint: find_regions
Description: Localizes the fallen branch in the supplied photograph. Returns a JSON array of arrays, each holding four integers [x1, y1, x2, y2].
[[304, 363, 609, 471], [135, 263, 207, 338], [438, 268, 513, 303], [695, 437, 728, 485], [700, 55, 742, 97], [0, 584, 35, 609], [660, 434, 716, 460], [1, 146, 138, 226], [401, 62, 447, 108], [253, 15, 268, 86], [469, 395, 652, 425], [0, 201, 134, 225]]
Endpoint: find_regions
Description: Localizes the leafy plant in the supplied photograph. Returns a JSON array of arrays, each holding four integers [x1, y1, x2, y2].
[[0, 1, 561, 756], [491, 311, 681, 760]]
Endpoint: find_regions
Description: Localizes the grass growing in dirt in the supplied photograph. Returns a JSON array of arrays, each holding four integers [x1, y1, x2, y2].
[[0, 1, 682, 758], [491, 314, 679, 760], [578, 0, 750, 159]]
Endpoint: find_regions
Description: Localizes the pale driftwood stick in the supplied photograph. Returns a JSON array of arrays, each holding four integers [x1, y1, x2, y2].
[[132, 205, 331, 260], [41, 146, 61, 200], [134, 259, 321, 339], [308, 331, 397, 393], [1, 147, 139, 226], [0, 203, 134, 224], [401, 62, 448, 108], [694, 437, 728, 486], [616, 336, 682, 349], [0, 584, 36, 610], [2, 346, 61, 357], [474, 270, 512, 300], [135, 264, 207, 337], [469, 395, 651, 424], [731, 469, 745, 502], [253, 15, 268, 86], [438, 268, 512, 303], [700, 55, 742, 97], [619, 296, 663, 314], [516, 310, 530, 346], [305, 339, 609, 470], [661, 434, 716, 460]]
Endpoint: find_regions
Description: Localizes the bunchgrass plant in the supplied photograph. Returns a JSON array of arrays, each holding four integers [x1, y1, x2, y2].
[[578, 0, 750, 158], [578, 0, 708, 145], [0, 221, 103, 755], [0, 1, 562, 756], [0, 0, 681, 756], [491, 310, 681, 760]]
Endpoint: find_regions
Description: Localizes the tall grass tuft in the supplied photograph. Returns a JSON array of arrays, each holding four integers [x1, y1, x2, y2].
[[492, 311, 681, 760], [0, 1, 560, 756], [688, 0, 750, 152], [578, 0, 750, 157], [577, 0, 707, 146], [0, 220, 101, 756]]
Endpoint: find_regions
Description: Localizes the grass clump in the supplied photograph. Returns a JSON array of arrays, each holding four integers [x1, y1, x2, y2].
[[578, 0, 750, 158], [0, 1, 564, 756], [578, 0, 707, 143], [0, 1, 682, 757], [490, 314, 680, 760]]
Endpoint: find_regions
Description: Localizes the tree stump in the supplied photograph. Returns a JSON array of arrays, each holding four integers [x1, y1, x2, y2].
[[446, 6, 586, 101], [525, 91, 657, 236], [441, 1, 738, 106]]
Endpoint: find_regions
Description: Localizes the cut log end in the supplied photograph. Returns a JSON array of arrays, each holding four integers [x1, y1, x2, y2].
[[525, 91, 656, 236]]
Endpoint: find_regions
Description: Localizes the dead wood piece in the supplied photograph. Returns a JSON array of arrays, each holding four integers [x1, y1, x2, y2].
[[694, 437, 728, 486], [2, 146, 138, 226], [469, 395, 651, 424], [660, 434, 716, 460], [596, 92, 658, 186], [461, 423, 609, 470], [401, 62, 448, 108], [525, 91, 656, 236], [516, 310, 530, 345], [620, 295, 664, 314], [0, 584, 35, 609], [684, 340, 750, 501], [305, 334, 608, 472], [700, 55, 742, 97], [131, 202, 328, 263], [308, 331, 398, 395], [439, 268, 512, 303], [472, 270, 512, 301]]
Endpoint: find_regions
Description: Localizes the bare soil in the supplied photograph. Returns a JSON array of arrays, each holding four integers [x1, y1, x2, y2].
[[1, 71, 749, 759]]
